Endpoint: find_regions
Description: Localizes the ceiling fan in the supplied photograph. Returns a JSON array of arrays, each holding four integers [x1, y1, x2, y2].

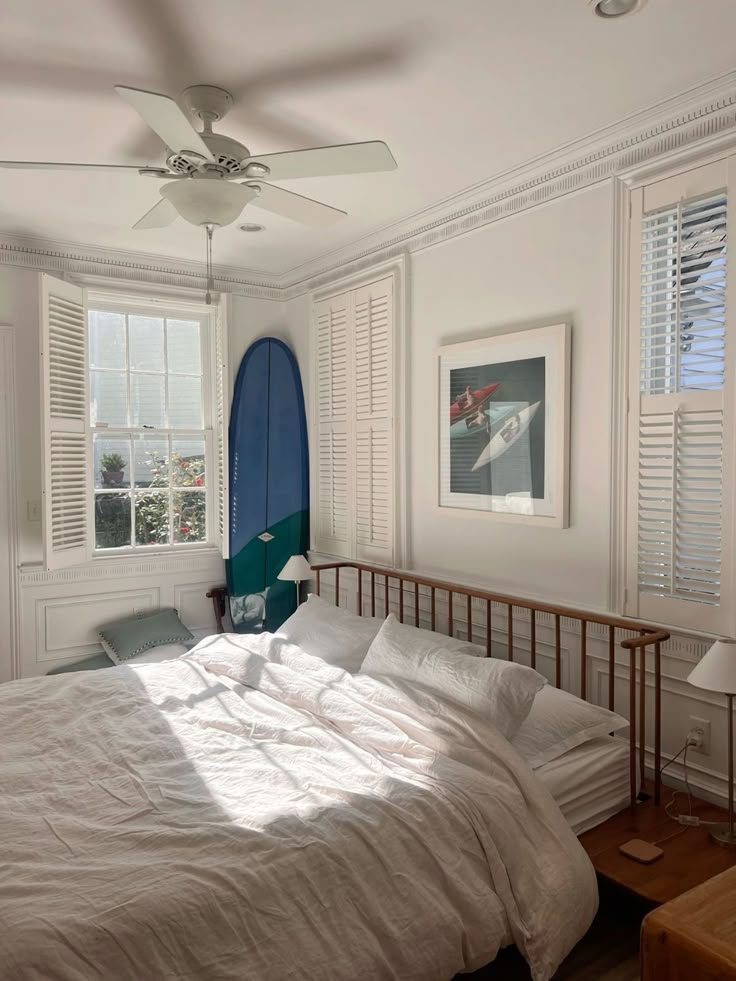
[[0, 84, 397, 300]]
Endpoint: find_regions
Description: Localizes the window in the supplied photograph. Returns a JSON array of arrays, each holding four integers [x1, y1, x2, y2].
[[313, 273, 396, 564], [40, 275, 229, 570], [624, 156, 735, 633], [89, 306, 210, 552]]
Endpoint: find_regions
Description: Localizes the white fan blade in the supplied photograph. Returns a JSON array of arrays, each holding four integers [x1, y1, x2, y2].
[[115, 86, 214, 161], [246, 183, 346, 226], [133, 197, 178, 230], [0, 160, 151, 172], [241, 141, 396, 180]]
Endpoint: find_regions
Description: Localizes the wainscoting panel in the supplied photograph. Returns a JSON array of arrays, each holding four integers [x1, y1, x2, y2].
[[36, 589, 160, 661], [18, 552, 225, 677]]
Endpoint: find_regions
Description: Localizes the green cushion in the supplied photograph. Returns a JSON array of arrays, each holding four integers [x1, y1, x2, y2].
[[98, 609, 193, 665]]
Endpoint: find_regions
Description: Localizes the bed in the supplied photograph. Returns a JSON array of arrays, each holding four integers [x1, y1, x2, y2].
[[0, 561, 667, 981]]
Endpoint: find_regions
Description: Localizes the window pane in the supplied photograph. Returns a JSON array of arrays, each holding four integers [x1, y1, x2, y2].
[[173, 490, 206, 543], [89, 311, 126, 370], [94, 434, 130, 489], [131, 373, 165, 428], [171, 438, 206, 487], [129, 316, 165, 372], [91, 371, 127, 427], [135, 491, 170, 546], [168, 375, 202, 429], [167, 320, 202, 375], [95, 493, 131, 549], [133, 436, 168, 489]]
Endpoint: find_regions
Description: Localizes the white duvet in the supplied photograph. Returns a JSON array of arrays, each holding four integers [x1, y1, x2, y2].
[[0, 632, 597, 981]]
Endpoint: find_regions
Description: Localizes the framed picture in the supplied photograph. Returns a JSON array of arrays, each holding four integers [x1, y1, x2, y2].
[[438, 323, 570, 527]]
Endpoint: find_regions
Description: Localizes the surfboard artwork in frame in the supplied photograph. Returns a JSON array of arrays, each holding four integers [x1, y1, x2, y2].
[[438, 323, 570, 527]]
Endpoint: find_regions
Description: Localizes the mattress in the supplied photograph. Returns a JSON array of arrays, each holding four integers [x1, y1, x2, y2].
[[536, 735, 634, 836]]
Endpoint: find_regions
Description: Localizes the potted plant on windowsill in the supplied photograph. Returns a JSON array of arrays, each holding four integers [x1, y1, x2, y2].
[[100, 452, 127, 487]]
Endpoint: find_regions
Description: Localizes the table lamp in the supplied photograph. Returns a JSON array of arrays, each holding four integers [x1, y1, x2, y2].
[[688, 638, 736, 848], [277, 555, 313, 607]]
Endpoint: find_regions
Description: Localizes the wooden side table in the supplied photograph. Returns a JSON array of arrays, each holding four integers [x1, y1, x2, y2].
[[641, 865, 736, 980], [579, 788, 736, 904]]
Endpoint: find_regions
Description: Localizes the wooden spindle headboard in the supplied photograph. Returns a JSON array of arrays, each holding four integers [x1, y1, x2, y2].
[[312, 561, 669, 808]]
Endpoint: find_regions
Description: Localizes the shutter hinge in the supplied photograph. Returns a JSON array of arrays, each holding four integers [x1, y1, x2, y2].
[[623, 587, 628, 606]]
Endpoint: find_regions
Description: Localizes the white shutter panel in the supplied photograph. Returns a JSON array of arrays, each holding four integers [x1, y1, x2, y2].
[[354, 277, 394, 564], [625, 164, 733, 633], [214, 295, 230, 558], [315, 293, 351, 557], [40, 274, 91, 570]]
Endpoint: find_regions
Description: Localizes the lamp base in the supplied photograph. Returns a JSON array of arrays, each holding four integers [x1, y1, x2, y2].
[[708, 823, 736, 849]]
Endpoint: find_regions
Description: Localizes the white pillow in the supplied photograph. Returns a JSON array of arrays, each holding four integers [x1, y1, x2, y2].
[[276, 593, 384, 673], [511, 685, 629, 769], [360, 614, 545, 739]]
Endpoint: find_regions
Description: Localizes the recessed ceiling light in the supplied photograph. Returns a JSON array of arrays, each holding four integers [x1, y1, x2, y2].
[[593, 0, 646, 17], [239, 223, 265, 233]]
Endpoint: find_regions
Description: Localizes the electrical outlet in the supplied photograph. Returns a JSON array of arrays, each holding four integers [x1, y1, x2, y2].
[[688, 716, 711, 755], [26, 499, 41, 522]]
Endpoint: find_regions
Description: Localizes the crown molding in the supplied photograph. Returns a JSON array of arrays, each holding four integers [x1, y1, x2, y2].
[[3, 71, 736, 301], [0, 232, 283, 300], [279, 70, 736, 297]]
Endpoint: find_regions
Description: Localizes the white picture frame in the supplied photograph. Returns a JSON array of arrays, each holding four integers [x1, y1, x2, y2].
[[438, 323, 570, 527]]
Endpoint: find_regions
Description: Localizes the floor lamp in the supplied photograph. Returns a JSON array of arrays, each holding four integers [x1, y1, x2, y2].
[[277, 555, 313, 608], [688, 639, 736, 848]]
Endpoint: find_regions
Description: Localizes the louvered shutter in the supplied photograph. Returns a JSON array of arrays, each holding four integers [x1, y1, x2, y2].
[[315, 292, 351, 556], [40, 274, 92, 570], [214, 294, 230, 558], [625, 160, 734, 633], [354, 277, 394, 563]]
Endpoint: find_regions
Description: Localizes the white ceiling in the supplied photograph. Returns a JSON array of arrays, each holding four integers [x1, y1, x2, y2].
[[2, 0, 735, 277]]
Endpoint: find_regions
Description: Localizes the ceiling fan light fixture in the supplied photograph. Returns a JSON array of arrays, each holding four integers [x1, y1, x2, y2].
[[160, 179, 250, 227], [593, 0, 646, 16]]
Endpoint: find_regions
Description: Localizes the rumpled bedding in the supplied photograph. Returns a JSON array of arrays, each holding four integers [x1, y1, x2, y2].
[[0, 632, 598, 981]]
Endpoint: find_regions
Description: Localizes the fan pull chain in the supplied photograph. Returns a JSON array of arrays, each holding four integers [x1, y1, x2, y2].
[[205, 223, 214, 305]]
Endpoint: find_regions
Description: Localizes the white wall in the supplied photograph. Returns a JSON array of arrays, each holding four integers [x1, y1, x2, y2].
[[407, 184, 613, 609], [0, 266, 44, 565]]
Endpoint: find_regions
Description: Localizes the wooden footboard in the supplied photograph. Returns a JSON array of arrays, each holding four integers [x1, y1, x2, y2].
[[312, 561, 668, 807]]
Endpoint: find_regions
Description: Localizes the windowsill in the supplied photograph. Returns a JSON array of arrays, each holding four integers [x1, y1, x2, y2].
[[19, 546, 224, 575], [92, 543, 216, 560]]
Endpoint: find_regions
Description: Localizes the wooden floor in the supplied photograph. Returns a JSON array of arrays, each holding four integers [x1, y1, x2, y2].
[[459, 883, 650, 981]]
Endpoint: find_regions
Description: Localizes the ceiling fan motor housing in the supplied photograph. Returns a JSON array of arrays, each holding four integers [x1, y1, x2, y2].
[[167, 133, 251, 175]]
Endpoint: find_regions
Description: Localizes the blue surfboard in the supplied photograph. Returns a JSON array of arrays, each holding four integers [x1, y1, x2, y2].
[[226, 338, 309, 633]]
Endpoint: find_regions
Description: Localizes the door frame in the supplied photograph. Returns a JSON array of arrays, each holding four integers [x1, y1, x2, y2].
[[0, 326, 19, 681]]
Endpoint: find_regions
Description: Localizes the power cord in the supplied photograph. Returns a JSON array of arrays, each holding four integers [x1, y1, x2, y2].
[[650, 740, 693, 845], [656, 735, 720, 833]]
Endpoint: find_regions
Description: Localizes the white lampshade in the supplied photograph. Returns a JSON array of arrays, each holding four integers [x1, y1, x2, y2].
[[277, 555, 313, 582], [688, 639, 736, 694], [160, 179, 251, 227]]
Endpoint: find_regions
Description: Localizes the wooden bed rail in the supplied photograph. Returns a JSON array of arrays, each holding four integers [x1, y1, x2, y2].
[[312, 561, 670, 807]]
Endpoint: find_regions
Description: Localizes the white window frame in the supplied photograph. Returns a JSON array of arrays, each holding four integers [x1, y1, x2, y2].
[[616, 150, 736, 636], [39, 275, 229, 571], [310, 256, 406, 567], [87, 291, 217, 558]]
